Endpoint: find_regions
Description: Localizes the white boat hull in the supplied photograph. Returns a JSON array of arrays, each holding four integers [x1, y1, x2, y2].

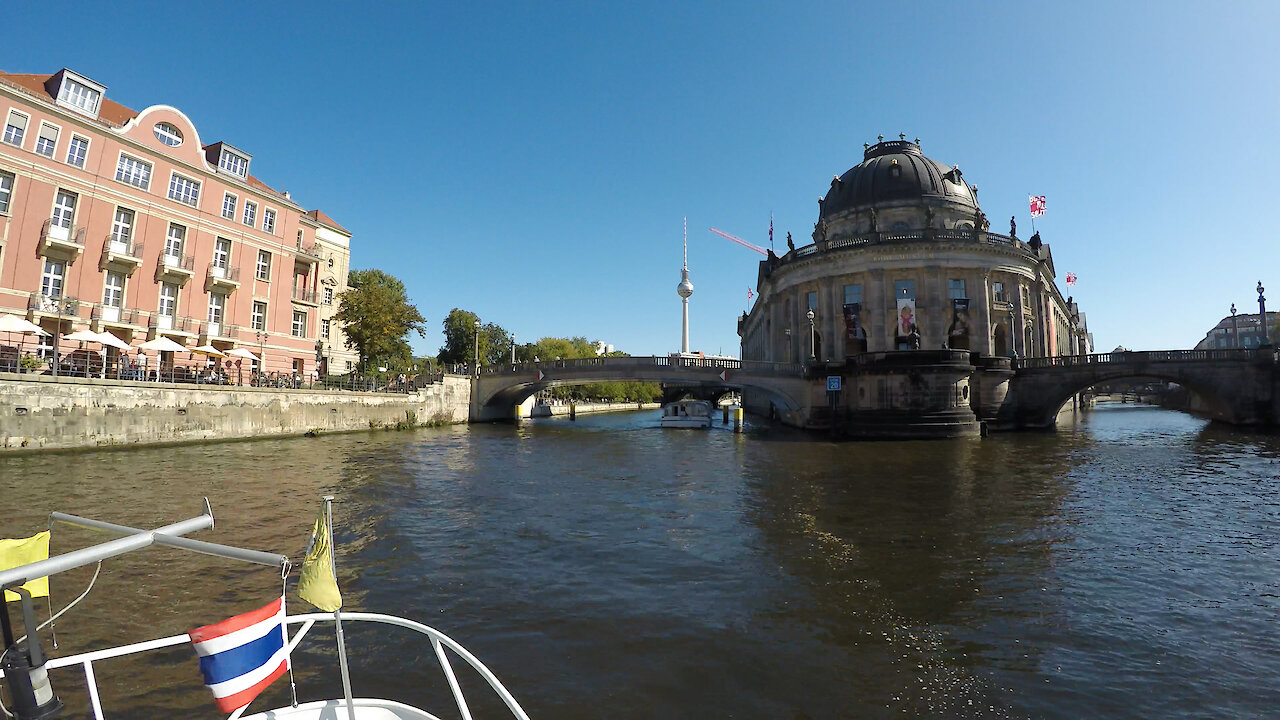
[[243, 698, 438, 719], [660, 416, 712, 429]]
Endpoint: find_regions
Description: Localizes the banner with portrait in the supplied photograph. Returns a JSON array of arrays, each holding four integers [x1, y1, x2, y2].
[[842, 303, 867, 355], [948, 298, 971, 350], [896, 298, 917, 349]]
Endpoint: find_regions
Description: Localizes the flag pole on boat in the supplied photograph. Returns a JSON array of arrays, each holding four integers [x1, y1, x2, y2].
[[298, 495, 355, 719], [325, 497, 356, 720]]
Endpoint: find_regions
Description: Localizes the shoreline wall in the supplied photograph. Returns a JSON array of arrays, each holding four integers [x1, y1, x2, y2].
[[0, 373, 472, 453]]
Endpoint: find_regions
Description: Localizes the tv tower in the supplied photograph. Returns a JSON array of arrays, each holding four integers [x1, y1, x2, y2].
[[677, 217, 694, 354]]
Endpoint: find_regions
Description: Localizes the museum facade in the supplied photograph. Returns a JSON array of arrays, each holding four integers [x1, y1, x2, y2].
[[738, 138, 1091, 436]]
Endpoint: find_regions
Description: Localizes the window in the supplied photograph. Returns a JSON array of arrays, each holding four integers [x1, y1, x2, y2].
[[322, 287, 333, 305], [806, 291, 818, 311], [992, 281, 1006, 303], [159, 283, 178, 317], [51, 190, 77, 229], [291, 310, 306, 337], [262, 208, 276, 234], [111, 208, 134, 245], [103, 271, 124, 308], [65, 135, 88, 168], [168, 172, 200, 206], [243, 201, 257, 227], [213, 238, 231, 270], [165, 224, 185, 261], [222, 193, 237, 220], [57, 77, 101, 116], [3, 111, 28, 146], [0, 171, 12, 214], [256, 250, 271, 281], [894, 280, 916, 300], [114, 153, 152, 189], [321, 319, 330, 340], [35, 123, 59, 157], [251, 301, 266, 331], [948, 279, 966, 300], [219, 149, 249, 178], [153, 122, 183, 146], [41, 259, 65, 298], [843, 284, 862, 306], [207, 293, 225, 324]]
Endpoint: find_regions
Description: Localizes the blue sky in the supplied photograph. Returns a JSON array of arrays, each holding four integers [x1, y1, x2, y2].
[[7, 2, 1279, 356]]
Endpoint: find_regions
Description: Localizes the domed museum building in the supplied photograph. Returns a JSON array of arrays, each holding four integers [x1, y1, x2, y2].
[[737, 138, 1090, 437]]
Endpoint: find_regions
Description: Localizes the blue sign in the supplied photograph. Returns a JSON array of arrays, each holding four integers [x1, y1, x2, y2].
[[826, 376, 842, 392]]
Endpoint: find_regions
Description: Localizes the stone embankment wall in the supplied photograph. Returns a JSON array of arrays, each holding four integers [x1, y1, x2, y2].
[[0, 374, 472, 453]]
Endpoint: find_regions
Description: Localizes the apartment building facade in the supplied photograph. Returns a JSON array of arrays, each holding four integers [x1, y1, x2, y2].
[[0, 68, 350, 376]]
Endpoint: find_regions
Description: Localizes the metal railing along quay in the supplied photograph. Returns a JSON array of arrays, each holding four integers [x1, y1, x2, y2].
[[1013, 348, 1268, 370]]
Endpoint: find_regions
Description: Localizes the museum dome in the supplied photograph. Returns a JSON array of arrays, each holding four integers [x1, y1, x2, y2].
[[818, 139, 979, 220]]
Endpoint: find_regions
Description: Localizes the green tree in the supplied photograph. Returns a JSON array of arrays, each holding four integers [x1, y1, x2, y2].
[[332, 269, 426, 372], [439, 309, 514, 366]]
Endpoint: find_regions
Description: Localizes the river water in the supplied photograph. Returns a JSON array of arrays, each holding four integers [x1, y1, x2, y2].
[[1, 404, 1278, 719]]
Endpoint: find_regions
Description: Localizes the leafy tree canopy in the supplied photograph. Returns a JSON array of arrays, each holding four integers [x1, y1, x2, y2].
[[439, 309, 515, 366], [332, 269, 425, 371]]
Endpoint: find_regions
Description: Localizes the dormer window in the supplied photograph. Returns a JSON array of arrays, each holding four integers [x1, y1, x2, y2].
[[219, 148, 250, 178], [52, 71, 105, 119]]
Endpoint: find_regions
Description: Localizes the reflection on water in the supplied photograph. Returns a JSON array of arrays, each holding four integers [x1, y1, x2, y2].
[[1, 406, 1278, 718]]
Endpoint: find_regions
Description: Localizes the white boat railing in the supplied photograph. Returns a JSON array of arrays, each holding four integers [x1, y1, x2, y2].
[[0, 612, 531, 720]]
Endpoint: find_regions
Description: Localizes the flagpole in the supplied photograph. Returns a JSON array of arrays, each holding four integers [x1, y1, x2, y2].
[[324, 496, 357, 720]]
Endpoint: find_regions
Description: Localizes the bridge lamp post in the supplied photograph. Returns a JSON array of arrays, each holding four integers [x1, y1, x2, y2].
[[473, 319, 481, 377], [784, 328, 792, 363], [807, 309, 816, 362], [1258, 281, 1269, 346], [1231, 303, 1238, 348]]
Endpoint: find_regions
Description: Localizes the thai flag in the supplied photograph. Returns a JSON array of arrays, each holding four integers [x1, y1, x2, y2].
[[189, 597, 290, 713]]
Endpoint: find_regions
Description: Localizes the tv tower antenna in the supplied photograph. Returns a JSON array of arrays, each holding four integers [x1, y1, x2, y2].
[[677, 217, 694, 354]]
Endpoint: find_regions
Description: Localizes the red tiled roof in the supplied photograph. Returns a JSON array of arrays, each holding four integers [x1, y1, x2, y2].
[[305, 210, 350, 235], [0, 72, 137, 127]]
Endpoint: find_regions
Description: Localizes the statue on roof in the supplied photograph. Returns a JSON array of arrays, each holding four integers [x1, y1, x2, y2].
[[786, 232, 795, 252], [1010, 216, 1017, 238], [1029, 231, 1042, 250]]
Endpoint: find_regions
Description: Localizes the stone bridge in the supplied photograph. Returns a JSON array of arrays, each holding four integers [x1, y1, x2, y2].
[[471, 356, 810, 421], [1007, 348, 1280, 428]]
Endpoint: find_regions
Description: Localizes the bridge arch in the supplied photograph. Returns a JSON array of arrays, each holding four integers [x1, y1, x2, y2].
[[1010, 350, 1265, 429]]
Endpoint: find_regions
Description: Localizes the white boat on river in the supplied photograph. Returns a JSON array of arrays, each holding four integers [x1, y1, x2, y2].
[[661, 399, 713, 429], [0, 499, 529, 720]]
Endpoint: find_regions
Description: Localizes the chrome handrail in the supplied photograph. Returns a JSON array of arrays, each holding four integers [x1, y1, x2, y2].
[[0, 612, 530, 720]]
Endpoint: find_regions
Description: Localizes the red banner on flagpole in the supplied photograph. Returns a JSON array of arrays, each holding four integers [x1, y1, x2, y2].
[[1029, 195, 1046, 218]]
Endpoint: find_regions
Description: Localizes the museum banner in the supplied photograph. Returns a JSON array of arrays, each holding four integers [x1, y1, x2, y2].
[[949, 298, 971, 350], [896, 298, 917, 349]]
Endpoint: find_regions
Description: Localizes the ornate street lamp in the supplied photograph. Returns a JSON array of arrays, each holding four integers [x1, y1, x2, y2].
[[1230, 303, 1238, 348], [50, 296, 76, 378], [784, 328, 792, 363], [1258, 281, 1268, 345], [807, 309, 816, 361], [473, 319, 481, 377]]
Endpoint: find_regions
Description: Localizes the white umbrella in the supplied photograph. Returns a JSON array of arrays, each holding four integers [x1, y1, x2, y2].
[[225, 347, 260, 362], [139, 336, 187, 353], [63, 329, 101, 343], [191, 345, 227, 358], [93, 330, 132, 351], [0, 314, 49, 336]]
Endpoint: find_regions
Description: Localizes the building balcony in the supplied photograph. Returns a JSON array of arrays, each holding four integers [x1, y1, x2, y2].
[[291, 287, 320, 306], [26, 293, 82, 322], [155, 252, 196, 285], [204, 264, 241, 293], [99, 236, 144, 275], [38, 219, 86, 263], [294, 241, 323, 265], [90, 304, 141, 331], [198, 322, 239, 344], [148, 313, 196, 338]]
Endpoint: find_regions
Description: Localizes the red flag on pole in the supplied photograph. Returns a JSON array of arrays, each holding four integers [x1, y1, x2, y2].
[[1065, 272, 1077, 286], [1029, 195, 1046, 218], [768, 215, 774, 248], [747, 288, 754, 301]]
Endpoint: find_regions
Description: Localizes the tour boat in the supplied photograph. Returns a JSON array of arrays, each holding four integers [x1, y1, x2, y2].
[[661, 399, 713, 429], [0, 500, 530, 720]]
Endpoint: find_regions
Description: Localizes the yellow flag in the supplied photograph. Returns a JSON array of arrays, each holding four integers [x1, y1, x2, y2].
[[1, 531, 50, 602], [297, 514, 342, 612]]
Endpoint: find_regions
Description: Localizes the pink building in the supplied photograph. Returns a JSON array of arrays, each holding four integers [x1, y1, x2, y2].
[[0, 68, 348, 378]]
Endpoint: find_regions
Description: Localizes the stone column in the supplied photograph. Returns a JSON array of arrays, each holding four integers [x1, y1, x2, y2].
[[928, 266, 945, 349], [977, 271, 992, 355], [870, 269, 886, 352], [1014, 283, 1027, 356]]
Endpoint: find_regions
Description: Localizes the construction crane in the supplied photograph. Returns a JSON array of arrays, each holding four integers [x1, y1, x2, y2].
[[708, 227, 768, 256]]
